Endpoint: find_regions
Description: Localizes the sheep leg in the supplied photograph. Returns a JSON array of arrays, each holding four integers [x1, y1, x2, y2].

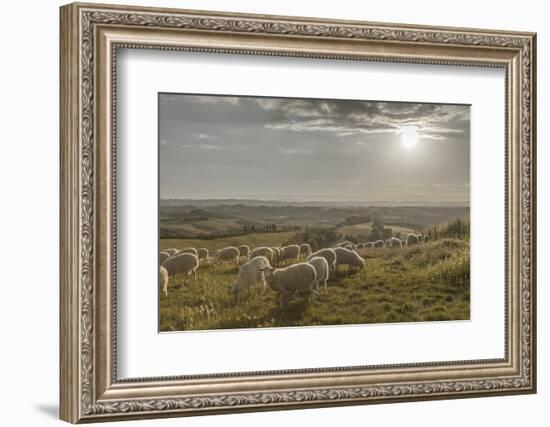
[[324, 279, 328, 293], [193, 269, 197, 283]]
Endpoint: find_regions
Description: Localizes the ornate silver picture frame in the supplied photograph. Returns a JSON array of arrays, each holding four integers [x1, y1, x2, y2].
[[60, 2, 536, 423]]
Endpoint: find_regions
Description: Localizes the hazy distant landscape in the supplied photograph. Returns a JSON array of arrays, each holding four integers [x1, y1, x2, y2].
[[160, 198, 469, 241]]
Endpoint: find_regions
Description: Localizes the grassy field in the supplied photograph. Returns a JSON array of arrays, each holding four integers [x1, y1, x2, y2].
[[337, 222, 416, 239], [160, 231, 296, 253], [159, 238, 470, 331]]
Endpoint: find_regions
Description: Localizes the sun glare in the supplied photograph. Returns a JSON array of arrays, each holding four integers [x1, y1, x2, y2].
[[401, 126, 419, 149]]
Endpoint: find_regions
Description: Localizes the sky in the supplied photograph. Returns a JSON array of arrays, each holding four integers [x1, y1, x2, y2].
[[159, 93, 470, 204]]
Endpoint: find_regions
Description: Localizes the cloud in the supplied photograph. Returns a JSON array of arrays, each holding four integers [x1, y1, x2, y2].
[[199, 144, 224, 150], [258, 98, 469, 142], [187, 95, 240, 106], [280, 148, 313, 155], [196, 133, 215, 139]]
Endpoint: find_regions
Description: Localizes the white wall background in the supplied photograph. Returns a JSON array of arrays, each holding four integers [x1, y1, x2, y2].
[[0, 0, 545, 425]]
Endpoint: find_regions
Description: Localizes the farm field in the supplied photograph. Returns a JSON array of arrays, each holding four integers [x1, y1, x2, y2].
[[159, 237, 470, 332]]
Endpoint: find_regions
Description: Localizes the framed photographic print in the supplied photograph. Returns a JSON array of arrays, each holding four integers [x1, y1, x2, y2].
[[60, 2, 537, 423]]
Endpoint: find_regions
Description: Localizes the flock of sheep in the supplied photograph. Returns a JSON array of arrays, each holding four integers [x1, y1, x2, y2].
[[159, 232, 430, 309]]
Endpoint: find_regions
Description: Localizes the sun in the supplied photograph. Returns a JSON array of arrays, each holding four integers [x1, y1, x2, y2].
[[401, 126, 419, 149]]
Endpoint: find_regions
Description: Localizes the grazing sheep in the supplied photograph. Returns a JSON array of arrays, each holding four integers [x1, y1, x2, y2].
[[299, 243, 312, 258], [180, 247, 198, 256], [238, 244, 250, 259], [249, 246, 274, 264], [342, 243, 355, 250], [270, 247, 282, 266], [159, 266, 169, 296], [355, 243, 365, 250], [263, 263, 318, 309], [308, 248, 337, 280], [164, 248, 179, 256], [406, 233, 420, 246], [336, 241, 352, 248], [232, 256, 271, 303], [159, 251, 171, 264], [373, 240, 385, 248], [197, 248, 209, 260], [333, 247, 366, 274], [423, 235, 431, 242], [280, 244, 300, 263], [161, 253, 199, 286], [215, 246, 240, 264], [365, 242, 375, 248], [307, 256, 329, 293], [387, 237, 403, 248]]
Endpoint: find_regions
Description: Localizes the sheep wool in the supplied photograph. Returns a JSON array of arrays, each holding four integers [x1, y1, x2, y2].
[[270, 247, 282, 265], [264, 262, 318, 308], [299, 243, 312, 258], [164, 248, 179, 256], [159, 266, 169, 296], [197, 248, 209, 260], [216, 246, 240, 264], [308, 248, 337, 279], [387, 237, 403, 248], [233, 256, 271, 303], [161, 252, 199, 286], [333, 247, 366, 273], [159, 251, 171, 265], [280, 244, 300, 262], [249, 246, 274, 263], [238, 244, 251, 258], [406, 233, 420, 246], [180, 247, 198, 256], [307, 256, 329, 293]]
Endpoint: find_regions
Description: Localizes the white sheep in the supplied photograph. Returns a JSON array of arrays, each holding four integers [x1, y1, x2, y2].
[[373, 240, 385, 247], [238, 244, 250, 259], [197, 247, 209, 260], [280, 244, 300, 263], [406, 233, 420, 246], [161, 252, 199, 286], [355, 243, 365, 250], [164, 248, 179, 256], [249, 246, 274, 264], [333, 247, 366, 274], [387, 237, 403, 248], [271, 247, 283, 265], [336, 241, 352, 248], [307, 248, 337, 280], [159, 266, 169, 296], [299, 243, 312, 258], [263, 262, 318, 308], [307, 256, 329, 293], [180, 247, 198, 256], [232, 256, 271, 303], [215, 246, 240, 264], [159, 251, 171, 264], [365, 242, 375, 248]]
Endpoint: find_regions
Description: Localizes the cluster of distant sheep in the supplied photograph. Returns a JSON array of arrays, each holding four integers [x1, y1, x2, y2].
[[159, 232, 430, 309]]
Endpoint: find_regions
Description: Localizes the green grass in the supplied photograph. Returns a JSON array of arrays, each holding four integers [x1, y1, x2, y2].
[[160, 238, 470, 331], [160, 231, 296, 253]]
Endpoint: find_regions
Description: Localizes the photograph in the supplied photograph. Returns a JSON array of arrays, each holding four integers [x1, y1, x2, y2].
[[158, 93, 471, 332]]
